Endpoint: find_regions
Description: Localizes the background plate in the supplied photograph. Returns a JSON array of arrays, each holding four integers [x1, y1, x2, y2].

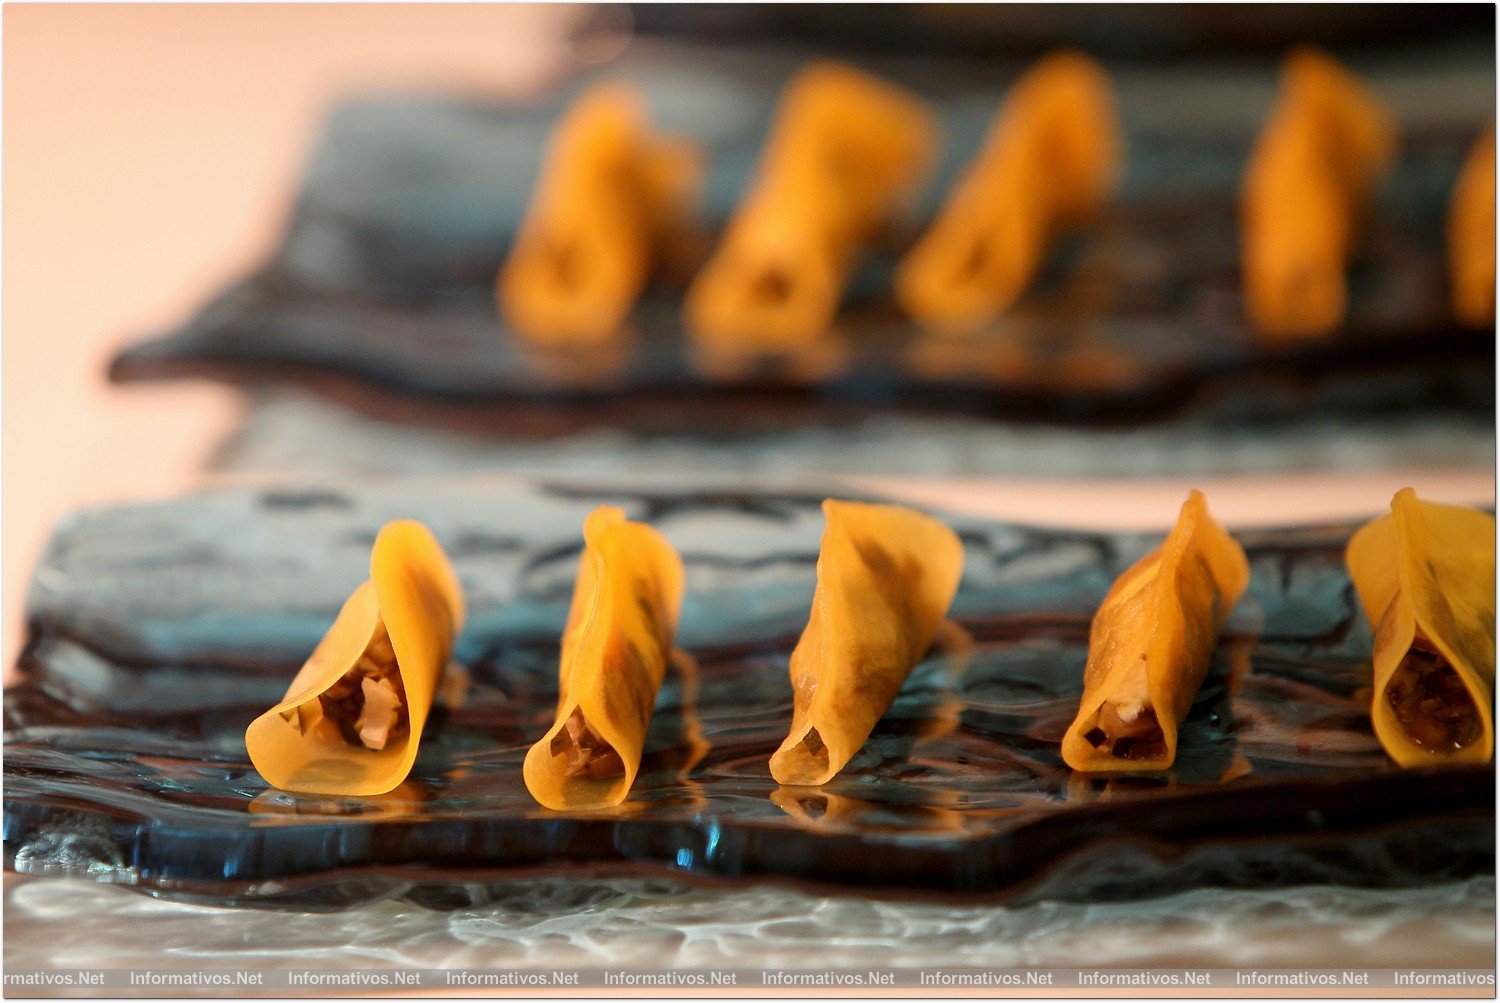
[[109, 40, 1496, 428], [4, 479, 1493, 908]]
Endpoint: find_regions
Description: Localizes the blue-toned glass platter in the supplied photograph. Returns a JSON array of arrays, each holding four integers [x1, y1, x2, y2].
[[108, 41, 1495, 428], [3, 479, 1493, 909]]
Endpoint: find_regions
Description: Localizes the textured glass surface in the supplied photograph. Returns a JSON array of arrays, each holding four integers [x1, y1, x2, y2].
[[6, 874, 1495, 970], [108, 46, 1494, 423], [218, 387, 1495, 481], [5, 479, 1493, 908]]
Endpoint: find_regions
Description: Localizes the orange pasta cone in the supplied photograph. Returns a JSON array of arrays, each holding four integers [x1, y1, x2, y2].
[[770, 500, 964, 786], [896, 140, 1052, 333], [1449, 130, 1495, 327], [1345, 489, 1494, 768], [1062, 491, 1249, 773], [1241, 49, 1396, 341], [686, 62, 937, 353], [246, 521, 465, 796], [897, 50, 1121, 332], [499, 82, 701, 348], [524, 506, 685, 811], [1242, 110, 1352, 338], [1282, 48, 1397, 202], [683, 178, 851, 352], [758, 62, 938, 236]]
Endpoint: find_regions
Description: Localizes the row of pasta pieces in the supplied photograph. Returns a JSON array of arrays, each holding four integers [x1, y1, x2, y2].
[[246, 488, 1495, 810], [497, 48, 1495, 371]]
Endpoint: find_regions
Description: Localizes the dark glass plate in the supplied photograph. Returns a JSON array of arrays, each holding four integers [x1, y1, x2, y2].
[[629, 4, 1494, 59], [4, 479, 1493, 909], [108, 42, 1496, 429]]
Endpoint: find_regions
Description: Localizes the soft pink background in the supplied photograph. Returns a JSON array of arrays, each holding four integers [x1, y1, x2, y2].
[[3, 5, 1493, 677], [3, 4, 587, 671]]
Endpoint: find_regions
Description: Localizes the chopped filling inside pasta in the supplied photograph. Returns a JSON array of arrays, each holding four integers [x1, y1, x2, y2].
[[797, 727, 830, 769], [1083, 701, 1167, 761], [282, 621, 409, 751], [957, 235, 993, 281], [1081, 659, 1167, 761], [751, 268, 794, 306], [1386, 637, 1482, 752], [552, 707, 625, 779]]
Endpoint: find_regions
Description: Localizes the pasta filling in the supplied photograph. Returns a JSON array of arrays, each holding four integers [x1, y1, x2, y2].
[[1081, 661, 1167, 761], [751, 268, 794, 307], [544, 238, 583, 291], [794, 727, 831, 773], [552, 707, 626, 779], [1386, 636, 1483, 752], [1083, 702, 1167, 761], [282, 621, 409, 751], [957, 235, 994, 281]]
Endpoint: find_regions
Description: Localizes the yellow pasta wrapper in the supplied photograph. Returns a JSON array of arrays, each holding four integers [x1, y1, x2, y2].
[[524, 506, 685, 811], [1241, 110, 1351, 338], [686, 179, 851, 352], [498, 82, 701, 348], [686, 62, 936, 352], [1241, 48, 1396, 341], [770, 500, 964, 786], [1449, 130, 1495, 327], [897, 50, 1121, 331], [1345, 488, 1495, 767], [1062, 490, 1249, 773], [246, 521, 466, 796], [1282, 49, 1397, 203], [897, 144, 1051, 334], [758, 63, 937, 237]]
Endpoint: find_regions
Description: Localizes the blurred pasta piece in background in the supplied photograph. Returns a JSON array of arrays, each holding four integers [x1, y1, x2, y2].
[[897, 50, 1121, 334], [686, 62, 936, 372], [1448, 129, 1495, 328], [1241, 48, 1397, 342], [498, 81, 702, 350]]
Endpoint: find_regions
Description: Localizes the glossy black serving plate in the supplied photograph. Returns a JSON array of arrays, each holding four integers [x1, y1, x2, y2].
[[109, 41, 1496, 429], [3, 479, 1493, 909]]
